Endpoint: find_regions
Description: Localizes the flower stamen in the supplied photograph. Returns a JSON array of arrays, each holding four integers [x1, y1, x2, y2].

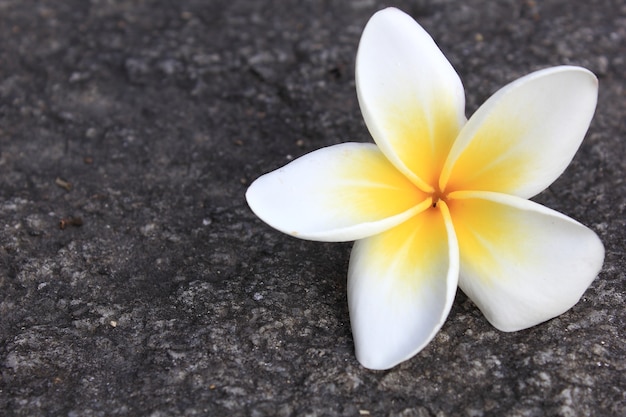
[[431, 187, 447, 208]]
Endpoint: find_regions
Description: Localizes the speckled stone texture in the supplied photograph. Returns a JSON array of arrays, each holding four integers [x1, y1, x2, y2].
[[0, 0, 624, 416]]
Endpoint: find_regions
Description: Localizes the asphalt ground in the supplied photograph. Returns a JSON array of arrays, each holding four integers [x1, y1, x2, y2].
[[1, 1, 624, 416]]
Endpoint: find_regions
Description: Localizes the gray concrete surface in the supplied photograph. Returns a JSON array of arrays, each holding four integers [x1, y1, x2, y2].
[[0, 0, 624, 416]]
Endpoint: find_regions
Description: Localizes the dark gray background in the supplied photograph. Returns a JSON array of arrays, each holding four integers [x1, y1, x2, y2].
[[1, 0, 624, 416]]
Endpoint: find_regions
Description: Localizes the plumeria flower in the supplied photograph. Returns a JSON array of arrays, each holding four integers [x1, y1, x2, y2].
[[246, 8, 604, 370]]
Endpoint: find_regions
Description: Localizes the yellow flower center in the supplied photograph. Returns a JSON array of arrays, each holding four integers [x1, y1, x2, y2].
[[430, 187, 447, 208]]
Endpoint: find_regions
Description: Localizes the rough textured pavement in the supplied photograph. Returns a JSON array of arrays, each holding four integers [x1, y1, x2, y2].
[[0, 0, 624, 416]]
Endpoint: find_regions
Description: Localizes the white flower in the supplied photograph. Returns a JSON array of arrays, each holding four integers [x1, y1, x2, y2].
[[246, 8, 604, 370]]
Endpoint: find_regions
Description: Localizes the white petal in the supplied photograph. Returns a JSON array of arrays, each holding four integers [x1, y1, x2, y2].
[[447, 191, 605, 331], [356, 7, 465, 191], [246, 142, 430, 242], [348, 203, 458, 370], [441, 66, 598, 198]]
